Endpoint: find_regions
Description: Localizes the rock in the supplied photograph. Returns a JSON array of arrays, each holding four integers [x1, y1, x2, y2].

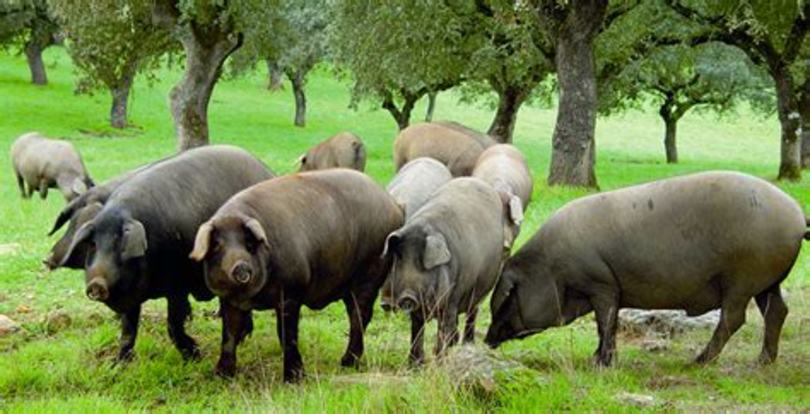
[[641, 337, 670, 352], [619, 309, 720, 337], [44, 310, 72, 334], [439, 345, 535, 395], [0, 314, 21, 335], [615, 392, 657, 408]]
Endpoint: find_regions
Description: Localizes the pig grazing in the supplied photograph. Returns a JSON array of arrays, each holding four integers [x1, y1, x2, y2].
[[11, 132, 94, 201], [58, 145, 274, 361], [189, 169, 403, 381], [298, 132, 366, 172], [382, 177, 513, 364], [472, 144, 533, 248], [486, 171, 808, 366], [393, 121, 496, 177]]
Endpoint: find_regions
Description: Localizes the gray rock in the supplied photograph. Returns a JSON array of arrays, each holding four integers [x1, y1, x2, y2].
[[615, 392, 657, 408], [0, 314, 21, 335], [44, 310, 72, 334], [439, 345, 534, 394], [619, 309, 720, 337]]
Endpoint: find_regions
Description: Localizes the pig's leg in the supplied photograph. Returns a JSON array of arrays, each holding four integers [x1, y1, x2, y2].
[[215, 300, 250, 378], [755, 285, 788, 364], [15, 171, 26, 198], [276, 296, 303, 382], [463, 307, 477, 344], [591, 292, 619, 366], [341, 288, 376, 367], [409, 312, 426, 366], [116, 305, 141, 362], [26, 181, 36, 198], [38, 179, 48, 199], [167, 295, 200, 360], [695, 296, 747, 364], [435, 305, 459, 357]]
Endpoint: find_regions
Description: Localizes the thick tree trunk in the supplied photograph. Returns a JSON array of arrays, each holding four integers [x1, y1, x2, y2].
[[663, 117, 678, 164], [287, 69, 307, 127], [171, 31, 242, 150], [799, 86, 810, 168], [24, 41, 47, 85], [109, 61, 138, 129], [488, 86, 527, 144], [425, 92, 437, 122], [547, 0, 606, 188], [772, 66, 801, 180], [267, 59, 284, 91], [382, 92, 420, 130]]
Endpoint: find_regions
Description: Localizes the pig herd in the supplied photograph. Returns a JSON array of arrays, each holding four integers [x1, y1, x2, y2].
[[10, 122, 809, 383]]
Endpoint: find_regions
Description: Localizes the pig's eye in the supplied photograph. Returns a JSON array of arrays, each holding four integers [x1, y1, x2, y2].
[[244, 237, 258, 253]]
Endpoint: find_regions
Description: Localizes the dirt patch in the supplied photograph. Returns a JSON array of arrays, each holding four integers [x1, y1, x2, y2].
[[0, 243, 21, 255]]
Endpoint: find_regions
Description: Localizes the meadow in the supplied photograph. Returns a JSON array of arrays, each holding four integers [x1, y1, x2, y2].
[[0, 48, 808, 412]]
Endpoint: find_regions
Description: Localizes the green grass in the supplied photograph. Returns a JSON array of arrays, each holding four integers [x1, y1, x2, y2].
[[0, 48, 808, 413]]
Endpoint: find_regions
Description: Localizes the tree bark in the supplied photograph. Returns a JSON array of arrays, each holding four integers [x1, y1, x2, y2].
[[425, 91, 437, 122], [287, 68, 307, 127], [382, 91, 421, 130], [488, 86, 527, 144], [24, 40, 47, 85], [772, 65, 801, 180], [663, 116, 678, 164], [799, 84, 810, 168], [546, 0, 606, 188], [267, 59, 284, 91], [109, 60, 138, 129], [170, 30, 242, 150]]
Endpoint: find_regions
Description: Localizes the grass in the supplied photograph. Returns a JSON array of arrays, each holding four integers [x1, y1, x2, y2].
[[0, 48, 809, 413]]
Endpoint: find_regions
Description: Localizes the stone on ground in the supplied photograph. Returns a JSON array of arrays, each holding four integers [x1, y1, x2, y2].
[[0, 314, 21, 335]]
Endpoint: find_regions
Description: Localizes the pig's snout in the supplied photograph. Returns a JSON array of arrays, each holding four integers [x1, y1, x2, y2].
[[396, 291, 418, 312], [86, 279, 109, 301], [230, 261, 253, 285], [43, 253, 57, 270]]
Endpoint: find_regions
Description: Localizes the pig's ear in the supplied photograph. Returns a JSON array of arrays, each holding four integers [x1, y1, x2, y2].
[[49, 199, 80, 236], [58, 220, 95, 267], [121, 219, 147, 260], [189, 221, 214, 261], [508, 195, 524, 225], [71, 178, 88, 196], [381, 230, 402, 258], [295, 154, 306, 169], [243, 217, 269, 248], [423, 232, 451, 269], [490, 274, 516, 314]]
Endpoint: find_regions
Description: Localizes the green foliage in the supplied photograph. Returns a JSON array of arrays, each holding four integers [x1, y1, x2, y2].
[[0, 0, 56, 50], [48, 0, 172, 95]]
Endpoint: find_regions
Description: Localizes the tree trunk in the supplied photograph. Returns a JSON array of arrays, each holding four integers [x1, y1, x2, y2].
[[24, 40, 47, 85], [772, 65, 801, 180], [425, 91, 437, 122], [287, 69, 307, 127], [267, 59, 284, 91], [109, 61, 138, 129], [663, 116, 678, 164], [488, 86, 527, 143], [799, 85, 810, 168], [171, 31, 242, 150], [382, 91, 420, 130], [546, 0, 606, 188]]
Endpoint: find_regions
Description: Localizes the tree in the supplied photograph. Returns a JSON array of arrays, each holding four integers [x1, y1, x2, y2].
[[50, 0, 172, 128], [152, 0, 278, 150], [666, 0, 809, 181], [331, 0, 470, 130], [602, 43, 770, 163], [0, 0, 58, 85]]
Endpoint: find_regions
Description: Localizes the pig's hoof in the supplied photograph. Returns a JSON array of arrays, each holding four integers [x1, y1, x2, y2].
[[181, 346, 202, 362], [757, 351, 776, 365], [283, 368, 305, 383], [340, 353, 360, 368], [693, 352, 715, 365], [114, 349, 135, 365], [215, 360, 236, 378]]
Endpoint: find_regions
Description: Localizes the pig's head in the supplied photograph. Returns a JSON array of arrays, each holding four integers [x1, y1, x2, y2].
[[189, 215, 270, 303], [485, 262, 561, 348], [58, 207, 148, 303], [58, 175, 95, 201], [45, 199, 104, 270], [297, 150, 318, 172], [381, 224, 453, 315]]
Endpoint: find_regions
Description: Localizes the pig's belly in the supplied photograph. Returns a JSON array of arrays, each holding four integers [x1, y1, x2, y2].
[[616, 270, 722, 315]]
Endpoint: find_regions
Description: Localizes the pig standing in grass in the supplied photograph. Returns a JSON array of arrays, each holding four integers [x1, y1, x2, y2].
[[382, 177, 516, 364], [393, 121, 495, 177], [11, 132, 94, 201], [298, 132, 366, 172], [486, 171, 808, 366], [190, 169, 403, 381]]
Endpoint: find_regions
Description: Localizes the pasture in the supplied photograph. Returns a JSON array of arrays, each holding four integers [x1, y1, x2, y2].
[[0, 49, 808, 412]]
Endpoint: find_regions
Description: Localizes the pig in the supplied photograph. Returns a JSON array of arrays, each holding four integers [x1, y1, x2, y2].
[[485, 171, 808, 366], [393, 121, 496, 177], [11, 132, 95, 201], [189, 169, 404, 381], [472, 144, 533, 248], [382, 177, 519, 364], [58, 145, 274, 361], [298, 132, 366, 172], [379, 157, 453, 312]]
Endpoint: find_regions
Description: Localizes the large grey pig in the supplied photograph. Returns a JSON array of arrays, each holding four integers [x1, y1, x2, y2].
[[393, 121, 496, 177], [380, 157, 453, 311], [189, 169, 403, 381], [485, 171, 808, 366], [45, 162, 156, 270], [382, 177, 509, 364], [11, 132, 95, 201], [298, 132, 366, 172], [58, 145, 274, 361], [472, 144, 533, 248]]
